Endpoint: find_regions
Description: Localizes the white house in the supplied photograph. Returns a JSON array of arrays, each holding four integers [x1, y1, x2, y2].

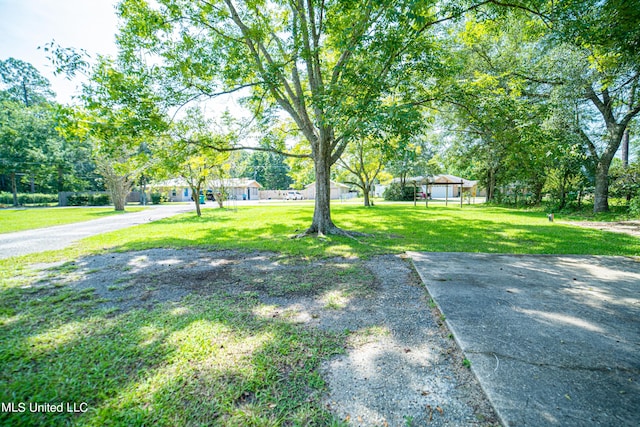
[[150, 178, 192, 202], [209, 178, 262, 200], [388, 174, 478, 198], [428, 175, 477, 198], [151, 178, 262, 202], [303, 180, 355, 200]]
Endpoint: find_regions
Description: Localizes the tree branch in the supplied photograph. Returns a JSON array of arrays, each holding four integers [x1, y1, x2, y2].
[[585, 85, 617, 132], [487, 0, 553, 28], [576, 127, 599, 161], [223, 0, 316, 144], [195, 140, 312, 159]]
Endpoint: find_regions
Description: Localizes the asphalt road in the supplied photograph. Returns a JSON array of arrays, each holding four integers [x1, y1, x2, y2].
[[0, 204, 196, 260], [410, 252, 640, 427]]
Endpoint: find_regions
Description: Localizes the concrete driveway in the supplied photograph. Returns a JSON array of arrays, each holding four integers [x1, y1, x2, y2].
[[0, 204, 196, 259], [409, 252, 640, 427]]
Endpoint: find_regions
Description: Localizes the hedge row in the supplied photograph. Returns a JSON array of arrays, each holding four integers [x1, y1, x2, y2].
[[66, 193, 111, 206], [0, 192, 59, 205]]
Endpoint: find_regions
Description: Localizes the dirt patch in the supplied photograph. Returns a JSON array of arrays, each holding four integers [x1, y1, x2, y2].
[[565, 220, 640, 237], [29, 249, 497, 426]]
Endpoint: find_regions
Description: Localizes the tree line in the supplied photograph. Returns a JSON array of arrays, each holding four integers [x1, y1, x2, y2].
[[1, 0, 638, 233]]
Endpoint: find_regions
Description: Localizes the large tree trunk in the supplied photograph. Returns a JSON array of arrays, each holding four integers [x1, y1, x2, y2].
[[585, 84, 639, 213], [363, 186, 371, 207], [97, 161, 131, 211], [486, 168, 497, 202], [10, 172, 18, 207], [593, 160, 612, 213], [107, 176, 130, 211], [307, 153, 337, 235], [592, 132, 622, 214]]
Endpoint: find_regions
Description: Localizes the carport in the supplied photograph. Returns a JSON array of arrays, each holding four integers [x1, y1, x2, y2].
[[408, 175, 478, 207]]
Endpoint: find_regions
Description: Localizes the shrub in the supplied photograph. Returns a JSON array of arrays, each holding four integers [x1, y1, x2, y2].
[[66, 193, 112, 206], [67, 194, 91, 206], [90, 193, 111, 206], [0, 192, 59, 205], [629, 198, 640, 218], [151, 192, 163, 204], [383, 183, 416, 201]]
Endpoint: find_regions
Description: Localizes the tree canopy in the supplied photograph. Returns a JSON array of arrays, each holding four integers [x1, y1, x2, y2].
[[3, 0, 638, 217], [115, 0, 491, 234]]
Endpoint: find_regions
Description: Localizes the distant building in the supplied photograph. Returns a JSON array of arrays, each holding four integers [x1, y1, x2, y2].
[[150, 178, 262, 202], [381, 174, 479, 198], [426, 174, 478, 198], [209, 178, 262, 201], [303, 180, 356, 200]]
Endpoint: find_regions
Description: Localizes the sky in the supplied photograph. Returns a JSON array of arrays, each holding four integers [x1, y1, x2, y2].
[[0, 0, 120, 104], [0, 0, 246, 117]]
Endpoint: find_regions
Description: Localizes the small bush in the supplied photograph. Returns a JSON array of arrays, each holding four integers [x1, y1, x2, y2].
[[151, 192, 163, 204], [383, 183, 416, 201], [629, 198, 640, 218], [66, 193, 112, 206], [90, 193, 111, 206], [67, 194, 91, 206]]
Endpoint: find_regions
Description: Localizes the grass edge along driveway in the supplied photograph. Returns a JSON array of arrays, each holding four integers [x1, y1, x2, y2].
[[0, 207, 147, 234]]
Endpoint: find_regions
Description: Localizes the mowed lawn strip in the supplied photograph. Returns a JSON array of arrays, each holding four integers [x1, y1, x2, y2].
[[0, 207, 147, 234], [1, 203, 637, 426], [75, 203, 640, 258]]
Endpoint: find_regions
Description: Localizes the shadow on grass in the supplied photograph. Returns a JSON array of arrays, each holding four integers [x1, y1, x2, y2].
[[0, 250, 347, 426], [84, 208, 147, 218], [2, 201, 637, 425], [336, 205, 640, 256], [92, 204, 640, 258]]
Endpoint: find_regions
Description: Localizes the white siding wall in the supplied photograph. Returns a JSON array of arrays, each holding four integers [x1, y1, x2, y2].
[[430, 185, 457, 198]]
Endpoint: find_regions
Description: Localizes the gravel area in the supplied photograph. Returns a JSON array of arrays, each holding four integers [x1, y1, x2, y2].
[[320, 255, 498, 426], [564, 220, 640, 237], [30, 249, 498, 426]]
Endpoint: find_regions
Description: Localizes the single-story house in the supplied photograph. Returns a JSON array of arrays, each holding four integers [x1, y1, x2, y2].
[[426, 174, 478, 198], [209, 178, 262, 200], [150, 178, 262, 202], [388, 174, 479, 198], [302, 180, 355, 200], [149, 178, 192, 202]]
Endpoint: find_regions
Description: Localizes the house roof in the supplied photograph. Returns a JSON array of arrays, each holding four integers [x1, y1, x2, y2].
[[150, 178, 188, 188], [209, 178, 262, 188]]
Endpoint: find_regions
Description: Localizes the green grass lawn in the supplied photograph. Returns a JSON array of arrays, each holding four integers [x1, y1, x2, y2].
[[0, 284, 346, 426], [0, 207, 147, 234], [69, 202, 640, 258], [1, 202, 637, 426]]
